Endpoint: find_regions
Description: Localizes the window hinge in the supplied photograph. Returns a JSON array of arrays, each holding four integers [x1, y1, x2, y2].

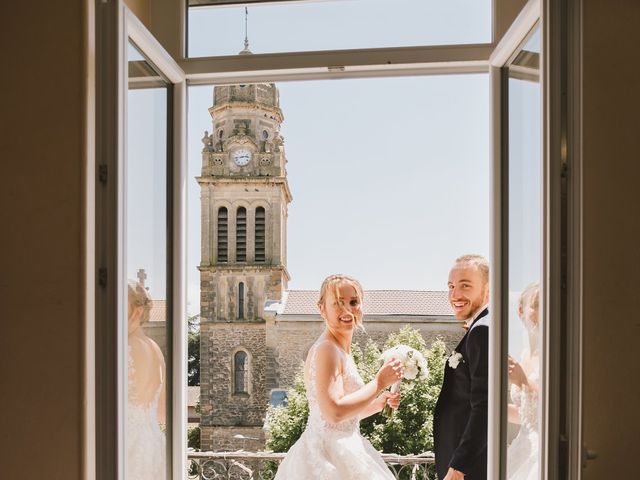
[[582, 446, 598, 469], [98, 267, 108, 288], [99, 164, 108, 185]]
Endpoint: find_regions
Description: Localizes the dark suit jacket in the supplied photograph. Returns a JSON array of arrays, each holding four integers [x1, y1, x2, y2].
[[433, 307, 489, 480]]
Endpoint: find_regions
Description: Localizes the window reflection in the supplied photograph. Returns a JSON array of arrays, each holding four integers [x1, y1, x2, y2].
[[127, 280, 166, 479], [126, 41, 170, 480], [505, 25, 542, 480]]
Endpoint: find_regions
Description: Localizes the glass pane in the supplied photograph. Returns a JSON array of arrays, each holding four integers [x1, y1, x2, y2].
[[505, 25, 542, 480], [186, 74, 490, 467], [125, 40, 170, 480], [188, 0, 491, 57]]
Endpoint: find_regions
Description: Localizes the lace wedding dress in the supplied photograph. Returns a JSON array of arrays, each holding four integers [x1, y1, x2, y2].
[[274, 343, 394, 480], [507, 365, 539, 480], [127, 346, 166, 480]]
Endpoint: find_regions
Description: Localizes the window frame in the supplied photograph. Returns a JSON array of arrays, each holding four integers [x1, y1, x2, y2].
[[488, 2, 545, 477], [93, 1, 582, 479], [95, 4, 187, 480], [233, 349, 250, 394]]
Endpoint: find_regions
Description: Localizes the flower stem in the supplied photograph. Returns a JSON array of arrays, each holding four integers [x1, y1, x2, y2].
[[382, 382, 400, 418]]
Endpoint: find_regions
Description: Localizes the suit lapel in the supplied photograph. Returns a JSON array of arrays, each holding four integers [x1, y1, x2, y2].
[[453, 307, 489, 352], [468, 307, 489, 331]]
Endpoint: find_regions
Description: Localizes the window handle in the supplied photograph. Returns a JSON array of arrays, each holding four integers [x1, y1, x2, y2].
[[582, 446, 598, 468]]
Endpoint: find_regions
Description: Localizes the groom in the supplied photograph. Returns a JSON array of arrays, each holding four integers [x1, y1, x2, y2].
[[434, 254, 490, 480]]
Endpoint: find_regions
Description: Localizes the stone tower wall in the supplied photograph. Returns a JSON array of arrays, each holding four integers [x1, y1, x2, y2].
[[200, 321, 268, 451]]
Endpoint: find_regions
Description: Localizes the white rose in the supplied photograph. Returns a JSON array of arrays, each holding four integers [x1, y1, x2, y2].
[[404, 365, 419, 380], [418, 359, 429, 379], [448, 352, 463, 369]]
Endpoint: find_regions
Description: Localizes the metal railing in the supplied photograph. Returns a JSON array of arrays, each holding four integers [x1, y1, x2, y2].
[[188, 451, 436, 480]]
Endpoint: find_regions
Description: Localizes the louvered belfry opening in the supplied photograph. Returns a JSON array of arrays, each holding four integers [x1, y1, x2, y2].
[[217, 207, 228, 262], [255, 206, 266, 263], [236, 207, 247, 262]]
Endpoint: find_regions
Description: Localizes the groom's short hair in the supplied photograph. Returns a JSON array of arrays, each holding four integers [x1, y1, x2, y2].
[[454, 254, 489, 286]]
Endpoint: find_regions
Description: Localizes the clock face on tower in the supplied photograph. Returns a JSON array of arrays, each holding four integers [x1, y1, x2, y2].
[[233, 148, 252, 166]]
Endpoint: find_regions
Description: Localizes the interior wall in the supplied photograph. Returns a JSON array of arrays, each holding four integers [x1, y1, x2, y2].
[[124, 0, 151, 27], [494, 0, 529, 42], [581, 1, 640, 478], [0, 1, 87, 479], [149, 0, 184, 60]]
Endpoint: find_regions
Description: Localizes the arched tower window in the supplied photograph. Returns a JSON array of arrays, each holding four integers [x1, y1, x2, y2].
[[234, 351, 248, 394], [236, 207, 247, 262], [255, 206, 266, 263], [238, 282, 245, 320], [217, 207, 228, 262]]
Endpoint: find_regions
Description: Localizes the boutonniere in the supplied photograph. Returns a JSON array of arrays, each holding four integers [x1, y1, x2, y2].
[[447, 351, 464, 369]]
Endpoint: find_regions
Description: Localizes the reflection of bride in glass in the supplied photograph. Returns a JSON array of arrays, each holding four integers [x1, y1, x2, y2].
[[127, 280, 166, 480], [507, 282, 540, 480]]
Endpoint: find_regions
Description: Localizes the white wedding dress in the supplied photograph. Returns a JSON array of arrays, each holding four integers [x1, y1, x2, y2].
[[274, 343, 394, 480], [127, 346, 166, 480], [507, 364, 539, 480]]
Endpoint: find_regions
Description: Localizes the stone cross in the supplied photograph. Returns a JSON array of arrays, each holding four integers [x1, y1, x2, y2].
[[136, 268, 147, 288]]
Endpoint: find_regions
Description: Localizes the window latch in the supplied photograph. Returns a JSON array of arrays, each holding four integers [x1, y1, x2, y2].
[[98, 268, 108, 288], [99, 165, 108, 184]]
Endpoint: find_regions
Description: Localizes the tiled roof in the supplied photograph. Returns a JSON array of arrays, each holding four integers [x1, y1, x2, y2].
[[149, 300, 166, 323], [281, 290, 453, 316]]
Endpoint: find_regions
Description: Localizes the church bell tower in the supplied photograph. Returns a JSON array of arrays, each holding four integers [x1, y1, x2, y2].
[[197, 83, 292, 451]]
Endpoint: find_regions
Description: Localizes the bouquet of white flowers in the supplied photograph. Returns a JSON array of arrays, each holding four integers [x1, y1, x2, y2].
[[379, 344, 429, 417]]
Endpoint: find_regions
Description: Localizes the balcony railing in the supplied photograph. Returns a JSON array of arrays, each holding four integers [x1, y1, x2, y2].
[[188, 451, 436, 480]]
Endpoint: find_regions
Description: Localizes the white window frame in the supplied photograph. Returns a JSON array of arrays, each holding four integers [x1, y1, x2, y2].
[[95, 4, 187, 480], [488, 2, 543, 478]]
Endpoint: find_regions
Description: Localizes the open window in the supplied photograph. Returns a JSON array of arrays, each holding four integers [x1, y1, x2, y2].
[[95, 1, 572, 479], [95, 5, 187, 480]]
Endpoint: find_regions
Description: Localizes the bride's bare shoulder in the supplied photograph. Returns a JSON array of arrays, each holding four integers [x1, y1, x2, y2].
[[311, 339, 345, 373], [314, 339, 341, 356]]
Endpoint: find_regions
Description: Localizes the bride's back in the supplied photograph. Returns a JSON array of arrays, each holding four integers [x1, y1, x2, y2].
[[128, 334, 165, 407]]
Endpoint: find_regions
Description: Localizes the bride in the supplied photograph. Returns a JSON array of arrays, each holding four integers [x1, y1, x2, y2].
[[274, 274, 403, 480], [127, 280, 166, 480], [507, 283, 540, 480]]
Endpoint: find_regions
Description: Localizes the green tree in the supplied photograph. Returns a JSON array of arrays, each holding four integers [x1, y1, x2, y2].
[[264, 367, 309, 453], [187, 426, 201, 450], [187, 314, 200, 387], [264, 326, 447, 456], [357, 326, 447, 455]]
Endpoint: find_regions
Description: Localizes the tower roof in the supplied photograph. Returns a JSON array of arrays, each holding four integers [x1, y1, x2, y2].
[[213, 83, 280, 110]]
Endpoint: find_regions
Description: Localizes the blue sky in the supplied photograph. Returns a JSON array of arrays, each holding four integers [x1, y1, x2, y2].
[[188, 0, 491, 57]]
